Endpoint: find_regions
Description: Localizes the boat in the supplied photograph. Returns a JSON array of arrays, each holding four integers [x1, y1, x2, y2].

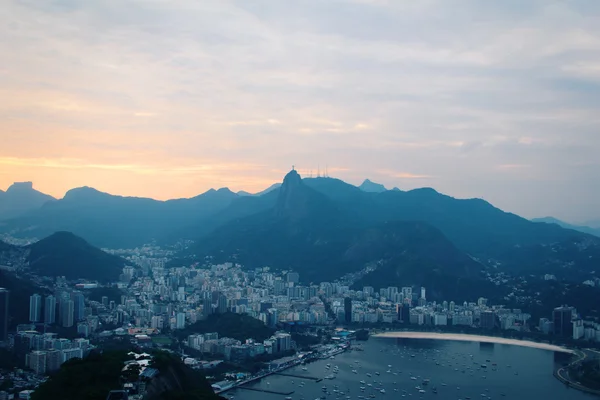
[[380, 389, 385, 394], [366, 373, 372, 377], [285, 397, 292, 400], [325, 374, 336, 380], [360, 381, 366, 385], [375, 372, 380, 376], [302, 367, 308, 371]]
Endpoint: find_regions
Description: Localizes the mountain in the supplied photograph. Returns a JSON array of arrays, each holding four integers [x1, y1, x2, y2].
[[254, 182, 282, 196], [187, 172, 600, 285], [0, 182, 55, 219], [237, 183, 281, 197], [532, 217, 600, 238], [26, 232, 127, 280], [359, 179, 387, 193], [0, 232, 127, 281], [585, 219, 600, 229], [31, 350, 220, 400], [0, 186, 239, 248], [190, 171, 484, 295]]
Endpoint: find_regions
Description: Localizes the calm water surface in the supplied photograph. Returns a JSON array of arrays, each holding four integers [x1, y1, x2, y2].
[[230, 337, 594, 400]]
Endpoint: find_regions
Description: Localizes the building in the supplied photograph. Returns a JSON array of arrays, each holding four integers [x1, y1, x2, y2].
[[202, 297, 213, 318], [420, 287, 426, 300], [480, 311, 496, 330], [27, 350, 47, 375], [176, 312, 186, 329], [62, 347, 83, 363], [553, 306, 574, 337], [344, 297, 352, 324], [29, 294, 42, 323], [287, 272, 300, 284], [0, 289, 8, 342], [44, 295, 56, 325], [77, 322, 90, 337], [46, 349, 62, 372], [61, 299, 74, 328], [273, 333, 292, 353], [217, 294, 228, 314], [573, 319, 584, 340], [71, 291, 85, 321]]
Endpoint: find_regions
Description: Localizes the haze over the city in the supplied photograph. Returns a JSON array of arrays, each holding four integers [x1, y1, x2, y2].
[[1, 0, 599, 222]]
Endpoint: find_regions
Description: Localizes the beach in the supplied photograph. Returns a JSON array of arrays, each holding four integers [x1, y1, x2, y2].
[[373, 331, 574, 353]]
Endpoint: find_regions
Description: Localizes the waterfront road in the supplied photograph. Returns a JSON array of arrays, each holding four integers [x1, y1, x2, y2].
[[555, 348, 600, 396]]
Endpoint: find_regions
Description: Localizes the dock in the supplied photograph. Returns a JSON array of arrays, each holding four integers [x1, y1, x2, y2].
[[236, 387, 295, 395], [274, 372, 322, 381]]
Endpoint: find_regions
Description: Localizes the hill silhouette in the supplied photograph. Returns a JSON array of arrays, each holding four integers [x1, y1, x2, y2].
[[31, 350, 219, 400], [191, 171, 484, 294], [0, 232, 127, 281], [532, 217, 600, 238], [0, 182, 55, 219], [0, 186, 238, 248], [359, 179, 387, 193], [26, 232, 127, 280]]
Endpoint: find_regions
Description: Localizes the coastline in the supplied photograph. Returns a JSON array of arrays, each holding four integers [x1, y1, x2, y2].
[[373, 331, 574, 354]]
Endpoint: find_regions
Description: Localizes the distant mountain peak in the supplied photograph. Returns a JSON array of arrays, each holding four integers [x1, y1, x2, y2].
[[359, 179, 387, 193], [283, 169, 302, 187], [7, 181, 34, 192], [63, 186, 106, 200], [0, 181, 55, 219], [274, 169, 336, 221]]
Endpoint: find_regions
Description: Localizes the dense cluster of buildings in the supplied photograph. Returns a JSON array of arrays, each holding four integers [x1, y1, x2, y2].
[[330, 286, 532, 331], [12, 329, 93, 375], [186, 331, 292, 363], [539, 305, 600, 341]]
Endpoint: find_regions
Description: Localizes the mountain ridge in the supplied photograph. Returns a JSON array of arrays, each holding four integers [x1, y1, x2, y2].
[[0, 231, 128, 281], [0, 181, 55, 219], [188, 172, 487, 296], [532, 216, 600, 238], [359, 178, 387, 193]]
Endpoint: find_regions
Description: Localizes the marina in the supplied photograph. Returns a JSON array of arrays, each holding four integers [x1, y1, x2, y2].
[[226, 336, 591, 400]]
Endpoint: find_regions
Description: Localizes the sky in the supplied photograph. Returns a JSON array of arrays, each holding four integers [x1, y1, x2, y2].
[[1, 0, 599, 223]]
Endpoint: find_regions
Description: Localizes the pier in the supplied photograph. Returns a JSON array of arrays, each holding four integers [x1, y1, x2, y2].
[[236, 387, 295, 395], [274, 372, 322, 381]]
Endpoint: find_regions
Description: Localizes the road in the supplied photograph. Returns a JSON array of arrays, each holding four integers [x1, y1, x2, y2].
[[555, 348, 600, 396]]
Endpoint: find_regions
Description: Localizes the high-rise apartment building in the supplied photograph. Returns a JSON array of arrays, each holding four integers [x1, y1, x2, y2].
[[71, 291, 85, 321], [344, 297, 352, 324], [61, 300, 74, 328], [44, 295, 56, 325], [29, 294, 42, 323], [553, 306, 574, 337], [0, 289, 8, 342]]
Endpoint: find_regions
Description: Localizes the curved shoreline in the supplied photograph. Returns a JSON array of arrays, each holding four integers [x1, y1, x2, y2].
[[373, 331, 574, 354]]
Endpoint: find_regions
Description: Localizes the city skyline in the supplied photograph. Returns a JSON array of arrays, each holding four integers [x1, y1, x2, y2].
[[2, 1, 600, 222]]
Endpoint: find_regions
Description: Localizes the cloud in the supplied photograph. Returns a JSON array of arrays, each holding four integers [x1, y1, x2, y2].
[[376, 169, 433, 179], [1, 0, 600, 221]]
